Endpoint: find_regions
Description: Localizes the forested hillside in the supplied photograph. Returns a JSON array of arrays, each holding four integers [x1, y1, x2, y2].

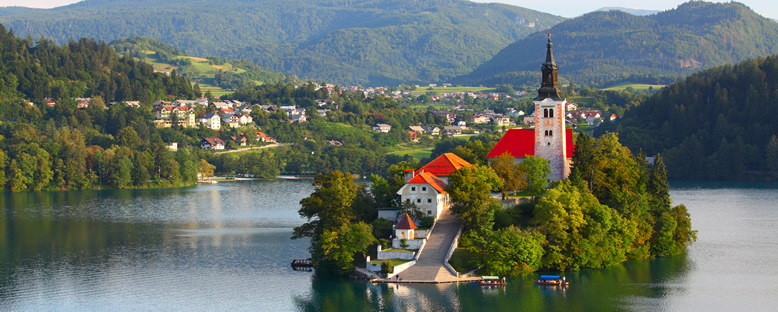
[[0, 25, 199, 191], [0, 0, 564, 85], [460, 1, 778, 87], [111, 37, 287, 93], [598, 55, 778, 181]]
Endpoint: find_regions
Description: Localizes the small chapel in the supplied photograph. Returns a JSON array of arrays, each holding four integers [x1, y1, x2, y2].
[[486, 32, 574, 181]]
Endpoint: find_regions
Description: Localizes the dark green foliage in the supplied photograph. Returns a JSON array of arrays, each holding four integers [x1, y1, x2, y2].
[[461, 2, 778, 86], [293, 171, 378, 276], [606, 55, 778, 180], [461, 226, 545, 276], [0, 0, 563, 85], [0, 29, 200, 191], [447, 165, 503, 231]]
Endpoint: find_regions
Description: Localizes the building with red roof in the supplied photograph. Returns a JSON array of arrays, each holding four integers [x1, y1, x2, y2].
[[409, 153, 473, 184], [395, 213, 417, 241], [487, 33, 574, 181], [396, 153, 471, 220]]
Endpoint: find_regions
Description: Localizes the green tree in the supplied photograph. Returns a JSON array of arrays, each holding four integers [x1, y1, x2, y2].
[[316, 222, 376, 276], [648, 154, 670, 209], [490, 152, 525, 199], [447, 165, 503, 231], [294, 171, 358, 239], [463, 226, 544, 276], [520, 156, 550, 198]]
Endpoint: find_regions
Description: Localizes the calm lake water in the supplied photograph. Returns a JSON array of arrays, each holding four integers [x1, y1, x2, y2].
[[1, 180, 777, 311]]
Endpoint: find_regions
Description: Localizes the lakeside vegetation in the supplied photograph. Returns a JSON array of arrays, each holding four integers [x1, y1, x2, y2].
[[0, 26, 203, 191]]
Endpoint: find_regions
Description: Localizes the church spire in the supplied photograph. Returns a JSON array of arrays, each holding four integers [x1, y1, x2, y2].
[[536, 29, 563, 101]]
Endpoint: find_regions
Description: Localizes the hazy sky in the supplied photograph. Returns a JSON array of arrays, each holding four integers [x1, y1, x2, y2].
[[2, 0, 777, 19]]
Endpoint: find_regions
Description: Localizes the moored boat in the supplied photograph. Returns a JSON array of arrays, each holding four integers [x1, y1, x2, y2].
[[474, 276, 507, 286], [535, 275, 568, 287], [291, 258, 313, 270]]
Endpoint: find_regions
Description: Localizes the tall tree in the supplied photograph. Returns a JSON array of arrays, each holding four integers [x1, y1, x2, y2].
[[448, 165, 503, 231], [519, 156, 551, 199], [490, 152, 525, 199]]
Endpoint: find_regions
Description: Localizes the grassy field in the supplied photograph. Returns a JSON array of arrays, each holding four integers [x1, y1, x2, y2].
[[600, 82, 665, 92], [136, 51, 259, 97], [388, 145, 433, 160]]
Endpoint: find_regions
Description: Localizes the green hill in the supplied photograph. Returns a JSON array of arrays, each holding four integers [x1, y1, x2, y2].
[[597, 55, 778, 181], [110, 37, 286, 96], [0, 0, 564, 86], [459, 1, 778, 87]]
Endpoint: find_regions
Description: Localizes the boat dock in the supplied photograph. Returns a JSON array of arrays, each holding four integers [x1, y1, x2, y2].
[[369, 207, 482, 284]]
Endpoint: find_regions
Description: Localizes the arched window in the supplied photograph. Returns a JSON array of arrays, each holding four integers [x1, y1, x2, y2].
[[543, 109, 549, 118], [549, 109, 554, 118]]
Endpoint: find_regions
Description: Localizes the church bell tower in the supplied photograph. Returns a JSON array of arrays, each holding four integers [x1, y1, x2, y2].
[[534, 31, 569, 181]]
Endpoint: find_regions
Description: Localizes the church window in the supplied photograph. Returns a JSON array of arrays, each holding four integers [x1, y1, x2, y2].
[[549, 109, 554, 118], [549, 130, 553, 137], [543, 109, 549, 118]]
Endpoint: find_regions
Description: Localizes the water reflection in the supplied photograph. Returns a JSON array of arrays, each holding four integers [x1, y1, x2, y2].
[[3, 181, 778, 311]]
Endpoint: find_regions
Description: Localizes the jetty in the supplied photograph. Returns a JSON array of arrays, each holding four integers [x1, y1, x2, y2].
[[369, 207, 481, 284]]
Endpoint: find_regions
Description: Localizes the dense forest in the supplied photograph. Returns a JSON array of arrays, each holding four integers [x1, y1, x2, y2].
[[460, 2, 778, 87], [599, 55, 778, 180], [0, 25, 201, 191], [0, 0, 563, 85]]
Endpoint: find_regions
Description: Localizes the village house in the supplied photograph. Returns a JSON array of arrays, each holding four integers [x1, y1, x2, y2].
[[75, 97, 91, 109], [231, 134, 248, 146], [373, 123, 392, 133], [290, 114, 307, 123], [422, 126, 440, 136], [221, 113, 240, 128], [408, 131, 419, 143], [471, 114, 490, 124], [200, 137, 225, 150], [396, 153, 472, 220], [256, 131, 276, 143], [198, 113, 221, 130], [443, 125, 464, 135], [408, 125, 425, 134], [153, 106, 196, 128]]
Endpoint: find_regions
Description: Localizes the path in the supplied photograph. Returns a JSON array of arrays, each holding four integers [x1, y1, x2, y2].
[[214, 143, 288, 154], [391, 206, 467, 283]]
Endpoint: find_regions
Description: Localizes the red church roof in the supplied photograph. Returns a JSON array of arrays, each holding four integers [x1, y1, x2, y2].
[[396, 213, 417, 230], [486, 128, 575, 159], [407, 172, 448, 193], [417, 153, 472, 177]]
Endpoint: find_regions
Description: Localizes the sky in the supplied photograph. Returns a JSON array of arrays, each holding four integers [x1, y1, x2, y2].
[[2, 0, 777, 20]]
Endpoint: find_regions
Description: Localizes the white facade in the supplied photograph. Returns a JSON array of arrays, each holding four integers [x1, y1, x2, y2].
[[396, 183, 451, 220], [534, 97, 569, 181]]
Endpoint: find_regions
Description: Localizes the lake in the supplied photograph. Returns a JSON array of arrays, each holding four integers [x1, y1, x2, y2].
[[1, 180, 777, 311]]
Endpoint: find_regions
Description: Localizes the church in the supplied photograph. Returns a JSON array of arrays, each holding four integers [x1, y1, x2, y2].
[[486, 33, 574, 181]]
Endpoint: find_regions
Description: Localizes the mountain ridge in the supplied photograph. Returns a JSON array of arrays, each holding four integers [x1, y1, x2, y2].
[[0, 0, 564, 86], [458, 1, 778, 87]]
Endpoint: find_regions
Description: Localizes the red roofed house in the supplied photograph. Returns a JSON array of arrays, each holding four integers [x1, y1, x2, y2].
[[395, 213, 417, 240], [486, 34, 574, 181], [396, 153, 472, 220]]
